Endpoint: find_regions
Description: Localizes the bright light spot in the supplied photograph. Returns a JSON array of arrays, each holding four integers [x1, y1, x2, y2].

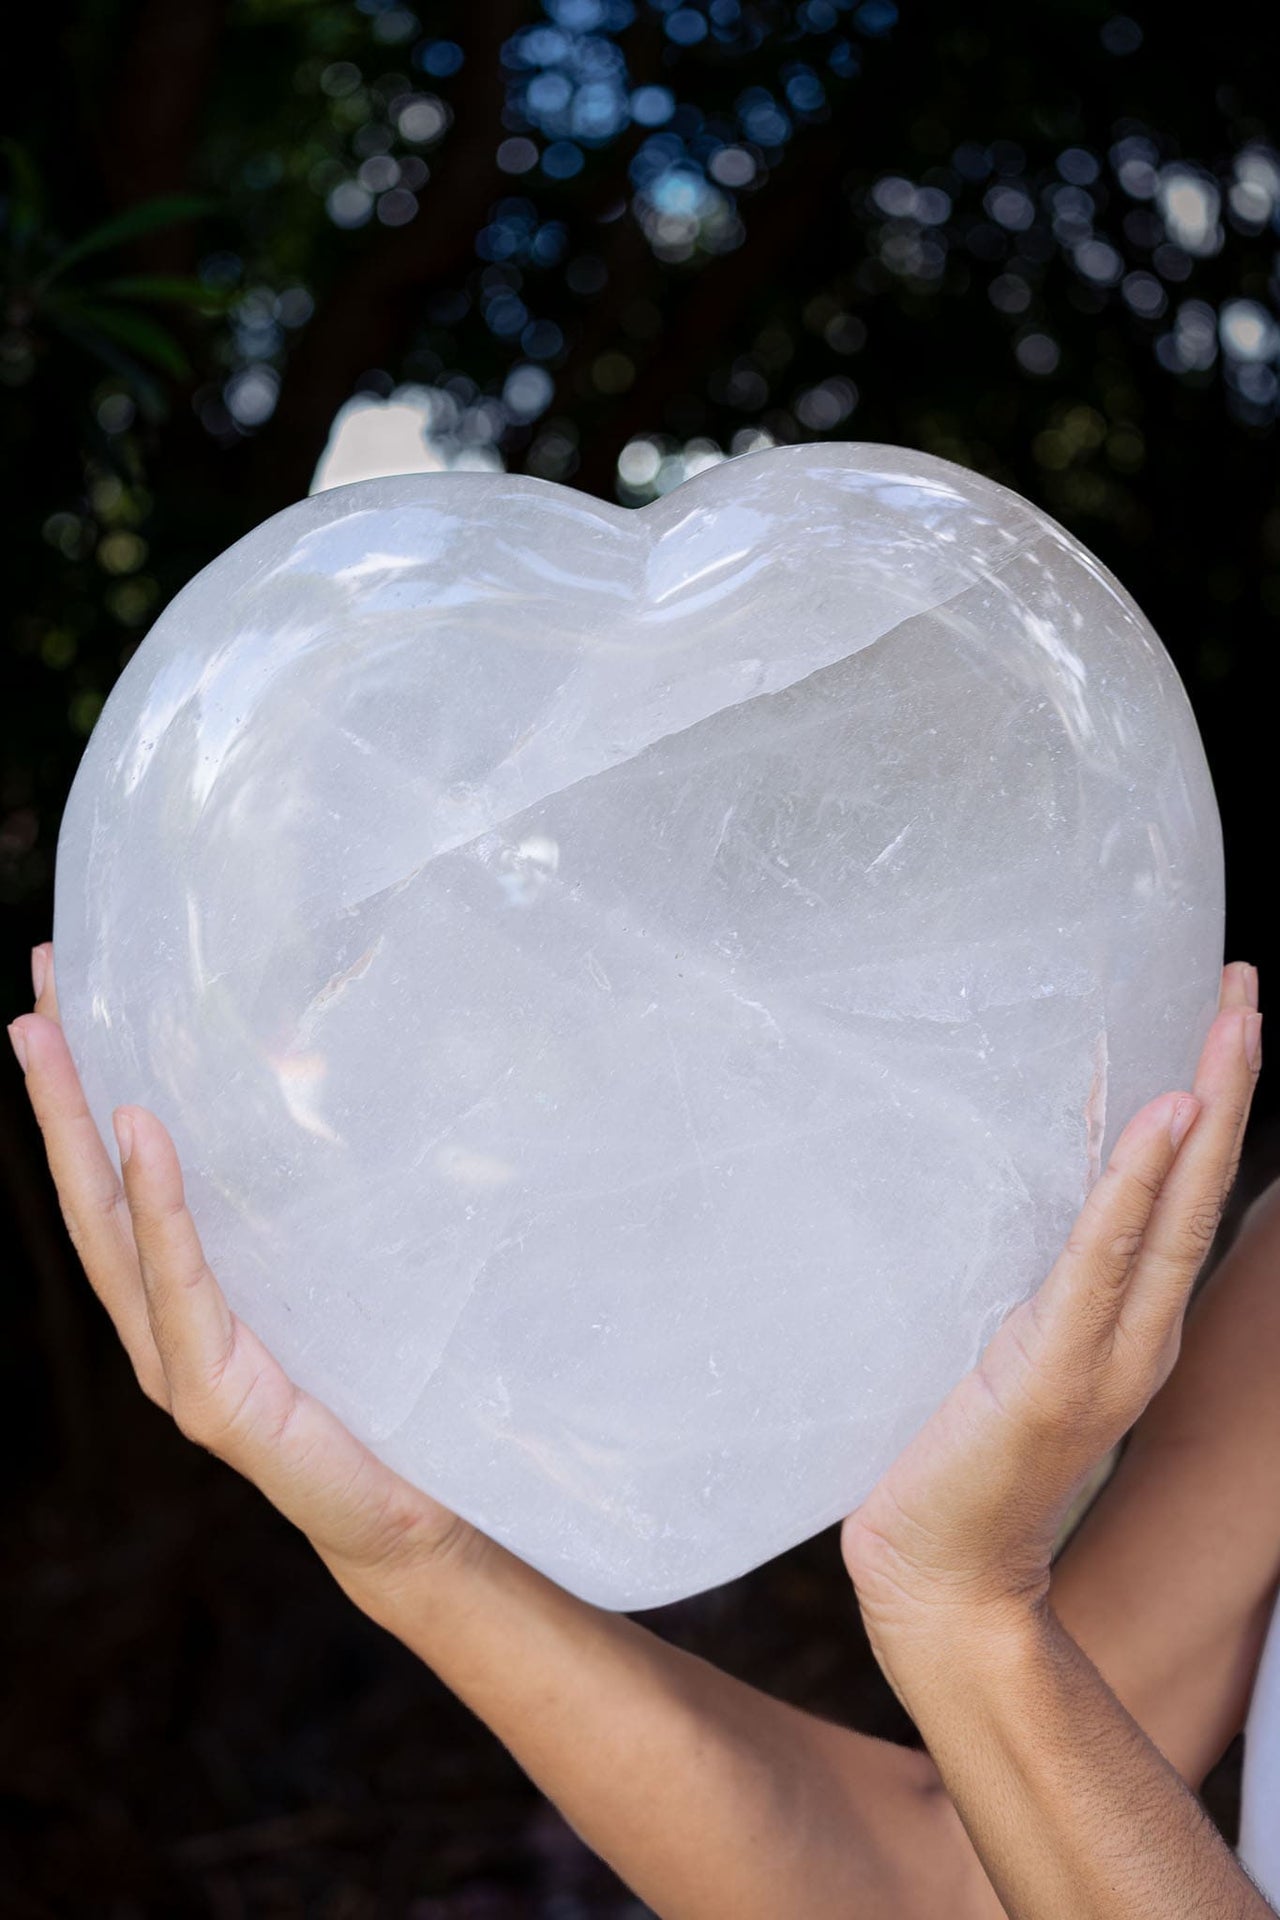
[[731, 427, 776, 455], [914, 186, 952, 224], [1220, 299, 1280, 363], [224, 366, 279, 427], [989, 273, 1031, 314], [1121, 271, 1166, 318], [378, 188, 418, 227], [636, 166, 740, 262], [277, 286, 314, 328], [1236, 147, 1280, 196], [311, 388, 451, 492], [616, 435, 732, 502], [794, 377, 858, 430], [1157, 168, 1222, 256], [359, 155, 400, 193], [1057, 147, 1100, 185], [373, 7, 418, 45], [1169, 300, 1218, 371], [680, 438, 726, 478], [420, 40, 464, 78], [497, 137, 539, 174], [528, 71, 573, 116], [618, 438, 662, 488], [630, 84, 675, 126], [1016, 333, 1060, 376], [1074, 239, 1124, 285], [398, 95, 449, 143], [985, 184, 1036, 231], [542, 140, 584, 179], [503, 363, 554, 420], [327, 181, 373, 229], [1231, 148, 1280, 228], [665, 7, 708, 44], [97, 392, 136, 434], [709, 146, 756, 189], [872, 175, 917, 217], [1111, 134, 1158, 198]]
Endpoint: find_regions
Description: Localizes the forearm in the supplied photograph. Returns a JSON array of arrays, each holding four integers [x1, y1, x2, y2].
[[898, 1602, 1274, 1920], [337, 1532, 985, 1920], [1051, 1179, 1280, 1780]]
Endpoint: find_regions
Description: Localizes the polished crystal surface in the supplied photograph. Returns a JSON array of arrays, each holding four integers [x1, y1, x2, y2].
[[53, 444, 1224, 1609]]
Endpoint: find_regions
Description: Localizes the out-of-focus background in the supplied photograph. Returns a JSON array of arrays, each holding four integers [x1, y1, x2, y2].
[[3, 1, 1279, 1912]]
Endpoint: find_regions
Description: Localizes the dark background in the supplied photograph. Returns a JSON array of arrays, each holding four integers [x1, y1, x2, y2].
[[3, 1, 1279, 1912]]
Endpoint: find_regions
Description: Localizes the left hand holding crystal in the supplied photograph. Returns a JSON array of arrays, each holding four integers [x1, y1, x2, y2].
[[842, 959, 1261, 1706]]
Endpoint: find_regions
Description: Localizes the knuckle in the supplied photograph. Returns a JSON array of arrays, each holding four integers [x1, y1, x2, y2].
[[1064, 1228, 1094, 1265], [174, 1356, 278, 1457], [96, 1183, 131, 1227], [1120, 1161, 1165, 1207], [1182, 1201, 1223, 1258], [1100, 1225, 1146, 1272], [133, 1359, 171, 1412], [171, 1395, 218, 1449], [256, 1384, 304, 1451], [135, 1189, 189, 1236], [978, 1341, 1070, 1439]]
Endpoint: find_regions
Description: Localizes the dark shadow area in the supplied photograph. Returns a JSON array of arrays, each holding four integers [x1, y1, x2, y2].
[[3, 0, 1278, 1910]]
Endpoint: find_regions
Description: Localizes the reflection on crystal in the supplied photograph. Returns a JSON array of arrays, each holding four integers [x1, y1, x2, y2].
[[53, 444, 1223, 1609]]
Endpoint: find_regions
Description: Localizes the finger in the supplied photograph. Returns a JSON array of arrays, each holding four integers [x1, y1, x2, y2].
[[1121, 1003, 1262, 1348], [1218, 958, 1258, 1016], [1029, 1089, 1199, 1362], [13, 1013, 166, 1403], [116, 1105, 238, 1408], [31, 941, 59, 1023], [116, 1106, 431, 1564]]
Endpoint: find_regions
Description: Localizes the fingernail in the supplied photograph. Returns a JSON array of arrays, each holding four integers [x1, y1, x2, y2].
[[113, 1109, 134, 1165], [1169, 1096, 1199, 1149], [31, 945, 47, 1003], [1243, 963, 1260, 1011], [1245, 1010, 1263, 1072], [7, 1022, 28, 1074]]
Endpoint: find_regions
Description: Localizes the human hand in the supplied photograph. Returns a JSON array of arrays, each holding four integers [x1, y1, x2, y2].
[[9, 943, 486, 1617], [841, 961, 1262, 1709]]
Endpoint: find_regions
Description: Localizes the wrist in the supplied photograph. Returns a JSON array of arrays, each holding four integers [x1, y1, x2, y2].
[[320, 1507, 494, 1629], [870, 1584, 1056, 1723]]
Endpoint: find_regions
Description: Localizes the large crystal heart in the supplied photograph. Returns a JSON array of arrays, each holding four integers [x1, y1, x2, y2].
[[54, 444, 1223, 1609]]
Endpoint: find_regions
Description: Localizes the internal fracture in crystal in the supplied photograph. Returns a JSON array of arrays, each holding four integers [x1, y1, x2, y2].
[[53, 444, 1224, 1609]]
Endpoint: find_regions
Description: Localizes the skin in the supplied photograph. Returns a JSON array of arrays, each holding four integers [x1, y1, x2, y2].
[[8, 948, 1275, 1916]]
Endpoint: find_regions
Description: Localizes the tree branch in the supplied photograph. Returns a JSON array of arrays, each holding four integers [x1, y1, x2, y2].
[[250, 0, 529, 511], [569, 124, 850, 498]]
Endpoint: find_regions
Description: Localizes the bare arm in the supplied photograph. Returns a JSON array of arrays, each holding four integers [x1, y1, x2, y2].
[[894, 1602, 1273, 1920], [842, 970, 1270, 1914], [16, 944, 1270, 1919], [10, 945, 986, 1920], [1051, 1169, 1280, 1787]]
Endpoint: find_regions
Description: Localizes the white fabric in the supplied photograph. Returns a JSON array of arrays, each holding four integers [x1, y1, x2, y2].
[[1241, 1582, 1280, 1903]]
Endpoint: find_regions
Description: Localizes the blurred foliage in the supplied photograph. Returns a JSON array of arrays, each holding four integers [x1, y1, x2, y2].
[[3, 0, 1280, 953], [3, 2, 1279, 1907]]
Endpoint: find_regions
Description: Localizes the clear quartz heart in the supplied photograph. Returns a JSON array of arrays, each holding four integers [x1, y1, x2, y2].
[[53, 443, 1223, 1608]]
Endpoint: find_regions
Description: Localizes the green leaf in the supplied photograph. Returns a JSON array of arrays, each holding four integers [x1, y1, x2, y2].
[[50, 316, 169, 422], [1, 137, 45, 246], [49, 300, 190, 378], [43, 195, 214, 282], [95, 273, 234, 311]]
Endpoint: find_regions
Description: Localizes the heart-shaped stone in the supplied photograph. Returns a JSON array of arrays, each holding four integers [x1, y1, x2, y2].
[[54, 443, 1222, 1609]]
